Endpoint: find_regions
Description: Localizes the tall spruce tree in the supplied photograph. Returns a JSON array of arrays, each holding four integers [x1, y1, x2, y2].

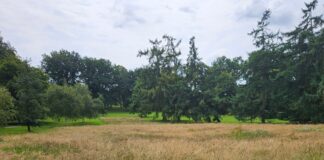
[[239, 10, 281, 123], [136, 38, 165, 119], [185, 37, 207, 121], [283, 0, 324, 123]]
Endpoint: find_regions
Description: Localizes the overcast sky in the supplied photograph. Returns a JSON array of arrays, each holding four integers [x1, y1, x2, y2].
[[0, 0, 323, 69]]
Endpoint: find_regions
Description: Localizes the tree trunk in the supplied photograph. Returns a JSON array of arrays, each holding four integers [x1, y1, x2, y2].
[[175, 115, 180, 122], [27, 124, 31, 132], [215, 117, 221, 123], [162, 113, 167, 121], [119, 95, 124, 109], [192, 115, 199, 122], [260, 91, 267, 124], [205, 117, 211, 123], [154, 112, 159, 120], [261, 117, 266, 123]]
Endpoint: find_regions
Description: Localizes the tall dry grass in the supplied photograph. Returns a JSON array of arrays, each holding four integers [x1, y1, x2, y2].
[[0, 120, 324, 160]]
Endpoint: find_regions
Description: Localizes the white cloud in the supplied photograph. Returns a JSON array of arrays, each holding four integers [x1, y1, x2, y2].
[[0, 0, 323, 69]]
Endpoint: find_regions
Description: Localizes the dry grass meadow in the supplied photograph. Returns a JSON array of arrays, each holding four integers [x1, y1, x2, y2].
[[0, 117, 324, 160]]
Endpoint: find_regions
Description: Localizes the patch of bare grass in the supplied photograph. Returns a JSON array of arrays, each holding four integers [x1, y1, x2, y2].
[[230, 126, 274, 140], [3, 142, 79, 156]]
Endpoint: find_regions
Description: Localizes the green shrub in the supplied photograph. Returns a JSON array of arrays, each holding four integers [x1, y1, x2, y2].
[[0, 87, 16, 126], [46, 84, 104, 120]]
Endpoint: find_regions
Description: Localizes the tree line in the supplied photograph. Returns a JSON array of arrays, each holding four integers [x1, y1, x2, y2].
[[0, 0, 323, 131], [130, 0, 324, 123], [0, 44, 135, 131]]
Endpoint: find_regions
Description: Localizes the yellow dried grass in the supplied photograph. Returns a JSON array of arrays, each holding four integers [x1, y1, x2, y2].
[[0, 123, 323, 160]]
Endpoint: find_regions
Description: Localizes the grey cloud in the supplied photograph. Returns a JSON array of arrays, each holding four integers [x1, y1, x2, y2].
[[112, 2, 146, 28], [270, 12, 294, 26], [235, 0, 307, 28], [165, 5, 172, 10], [114, 16, 146, 29], [179, 7, 195, 14], [236, 0, 268, 20]]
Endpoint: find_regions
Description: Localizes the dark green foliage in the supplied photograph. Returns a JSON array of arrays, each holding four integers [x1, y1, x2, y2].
[[232, 0, 324, 123], [9, 67, 49, 132], [75, 84, 104, 119], [233, 10, 281, 123], [130, 67, 156, 117], [280, 0, 324, 123], [80, 57, 115, 107], [233, 86, 260, 121], [0, 36, 27, 87], [158, 72, 189, 122], [91, 96, 105, 116], [46, 85, 83, 120], [0, 87, 16, 125], [133, 35, 188, 121], [42, 54, 136, 110], [111, 65, 135, 109], [0, 36, 16, 59], [131, 0, 324, 124], [132, 36, 241, 122], [0, 55, 27, 87], [185, 37, 207, 121], [133, 39, 165, 118], [41, 50, 82, 85], [203, 56, 243, 122], [46, 84, 104, 120]]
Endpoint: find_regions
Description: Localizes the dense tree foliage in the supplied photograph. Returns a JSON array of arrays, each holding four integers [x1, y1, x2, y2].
[[131, 0, 324, 123], [111, 65, 135, 109], [130, 67, 156, 117], [42, 53, 135, 109], [233, 0, 324, 123], [132, 36, 241, 122], [9, 67, 49, 131], [42, 50, 82, 85], [80, 57, 115, 107], [0, 37, 27, 87], [46, 84, 104, 120], [0, 87, 16, 125], [185, 37, 207, 121], [280, 0, 324, 123], [132, 35, 190, 121], [205, 56, 243, 122], [234, 10, 281, 123]]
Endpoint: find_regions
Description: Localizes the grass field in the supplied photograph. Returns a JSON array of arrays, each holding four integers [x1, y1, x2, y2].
[[0, 118, 105, 136], [0, 113, 323, 160]]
